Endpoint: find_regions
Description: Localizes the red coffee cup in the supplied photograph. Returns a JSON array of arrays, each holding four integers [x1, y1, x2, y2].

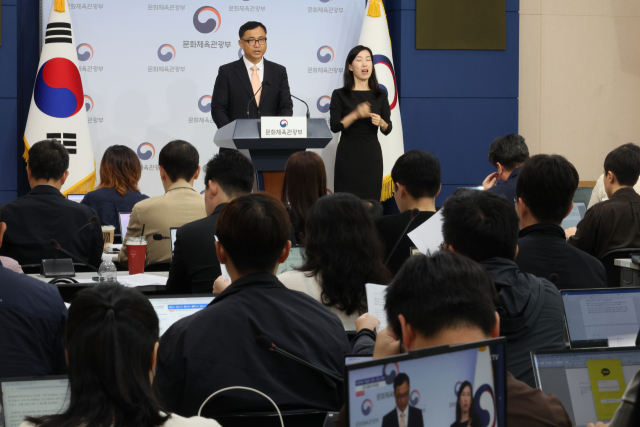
[[126, 239, 147, 275]]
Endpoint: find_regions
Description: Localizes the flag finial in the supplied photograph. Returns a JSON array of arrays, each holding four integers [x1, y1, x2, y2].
[[367, 0, 381, 17], [54, 0, 65, 12]]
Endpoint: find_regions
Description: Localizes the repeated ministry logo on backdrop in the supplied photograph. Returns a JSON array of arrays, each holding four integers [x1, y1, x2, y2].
[[76, 43, 94, 61], [382, 362, 400, 385], [84, 95, 94, 112], [157, 44, 176, 62], [317, 45, 334, 63], [198, 95, 212, 113], [410, 390, 421, 406], [193, 6, 221, 33], [34, 58, 84, 118], [361, 399, 373, 416], [316, 96, 331, 113], [280, 119, 288, 128], [137, 142, 156, 160]]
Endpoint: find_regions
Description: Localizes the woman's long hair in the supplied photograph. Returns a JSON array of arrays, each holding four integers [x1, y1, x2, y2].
[[342, 45, 382, 99], [98, 145, 142, 196], [299, 193, 392, 315], [281, 151, 327, 244], [455, 381, 481, 426], [26, 284, 168, 427]]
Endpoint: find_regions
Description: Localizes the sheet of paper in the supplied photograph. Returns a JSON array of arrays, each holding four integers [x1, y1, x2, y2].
[[116, 274, 168, 287], [407, 210, 444, 255], [214, 235, 231, 282], [365, 283, 388, 331]]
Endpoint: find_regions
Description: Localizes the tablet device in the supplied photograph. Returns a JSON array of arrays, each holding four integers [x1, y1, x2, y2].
[[345, 338, 507, 427], [66, 194, 85, 203], [561, 201, 587, 229], [0, 376, 69, 427], [532, 347, 640, 426], [561, 288, 640, 348], [147, 294, 216, 336], [276, 246, 305, 275]]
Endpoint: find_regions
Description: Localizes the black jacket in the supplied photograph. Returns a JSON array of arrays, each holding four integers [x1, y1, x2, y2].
[[487, 168, 519, 203], [516, 223, 607, 290], [155, 273, 350, 416], [381, 406, 424, 427], [0, 185, 103, 268], [211, 58, 294, 128], [375, 210, 435, 276], [480, 257, 565, 388], [0, 261, 67, 378]]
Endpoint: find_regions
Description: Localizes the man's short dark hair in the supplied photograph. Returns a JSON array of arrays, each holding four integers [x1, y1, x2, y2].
[[239, 21, 267, 39], [216, 193, 290, 274], [27, 140, 69, 181], [516, 155, 579, 224], [442, 189, 519, 262], [391, 150, 441, 199], [158, 140, 199, 183], [386, 252, 498, 343], [393, 373, 410, 390], [487, 134, 529, 170], [604, 143, 640, 187], [204, 150, 254, 197]]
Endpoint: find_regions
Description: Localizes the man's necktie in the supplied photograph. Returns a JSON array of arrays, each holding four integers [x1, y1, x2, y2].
[[251, 65, 261, 107], [400, 412, 406, 427]]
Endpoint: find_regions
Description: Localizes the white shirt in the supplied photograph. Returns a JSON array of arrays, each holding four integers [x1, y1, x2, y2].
[[243, 55, 264, 84], [397, 406, 409, 427]]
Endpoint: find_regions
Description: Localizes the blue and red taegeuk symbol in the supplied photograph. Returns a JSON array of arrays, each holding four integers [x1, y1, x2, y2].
[[361, 399, 373, 416], [317, 46, 334, 63], [193, 6, 221, 34], [410, 390, 421, 406], [198, 95, 212, 113], [474, 384, 496, 427], [34, 58, 84, 118], [76, 43, 94, 61], [373, 54, 398, 110], [84, 95, 94, 112], [158, 44, 176, 62], [316, 96, 331, 113], [280, 119, 288, 128], [137, 143, 156, 161], [383, 362, 400, 384]]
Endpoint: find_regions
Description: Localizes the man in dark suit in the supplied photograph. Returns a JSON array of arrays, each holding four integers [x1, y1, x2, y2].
[[166, 150, 254, 294], [211, 21, 293, 128], [482, 134, 529, 202], [381, 374, 424, 427], [0, 140, 103, 268], [515, 154, 606, 290]]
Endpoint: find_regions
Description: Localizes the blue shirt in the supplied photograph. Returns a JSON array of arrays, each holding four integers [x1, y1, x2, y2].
[[81, 187, 148, 234], [487, 168, 520, 203], [0, 261, 68, 378]]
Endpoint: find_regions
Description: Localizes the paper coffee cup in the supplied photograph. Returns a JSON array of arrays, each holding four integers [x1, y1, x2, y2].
[[102, 226, 115, 252]]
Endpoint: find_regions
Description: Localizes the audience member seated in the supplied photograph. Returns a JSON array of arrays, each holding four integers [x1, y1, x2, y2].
[[442, 189, 565, 387], [515, 155, 607, 289], [281, 151, 327, 244], [0, 140, 103, 267], [167, 150, 254, 294], [81, 145, 149, 235], [0, 207, 23, 274], [375, 150, 440, 275], [482, 133, 529, 202], [21, 283, 220, 427], [120, 140, 206, 267], [363, 199, 383, 219], [337, 252, 572, 427], [278, 193, 392, 329], [588, 155, 640, 209], [0, 204, 67, 378], [567, 143, 640, 259], [155, 193, 350, 416]]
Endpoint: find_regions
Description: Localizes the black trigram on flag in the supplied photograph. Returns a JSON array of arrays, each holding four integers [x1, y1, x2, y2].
[[45, 22, 73, 44], [47, 132, 77, 154]]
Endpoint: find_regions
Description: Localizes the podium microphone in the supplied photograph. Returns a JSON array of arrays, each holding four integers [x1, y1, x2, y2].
[[152, 234, 170, 241], [384, 208, 420, 266], [263, 81, 310, 119], [246, 84, 265, 119], [256, 335, 343, 383], [49, 239, 99, 272]]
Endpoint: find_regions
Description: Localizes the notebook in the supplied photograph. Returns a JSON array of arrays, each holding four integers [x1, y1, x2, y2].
[[561, 202, 587, 229], [561, 288, 640, 348], [532, 347, 640, 426], [345, 338, 507, 427], [147, 294, 216, 336], [0, 376, 69, 427]]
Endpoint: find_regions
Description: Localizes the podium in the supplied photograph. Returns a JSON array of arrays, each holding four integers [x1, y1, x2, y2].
[[214, 118, 332, 196]]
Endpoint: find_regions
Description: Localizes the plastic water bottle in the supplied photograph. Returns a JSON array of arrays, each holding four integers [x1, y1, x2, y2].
[[98, 253, 117, 282]]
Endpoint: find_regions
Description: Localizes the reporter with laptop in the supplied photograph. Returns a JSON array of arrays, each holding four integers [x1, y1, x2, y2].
[[19, 283, 221, 427], [119, 140, 206, 267]]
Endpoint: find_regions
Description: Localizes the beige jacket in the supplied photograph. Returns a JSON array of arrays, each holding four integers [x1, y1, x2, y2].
[[588, 173, 640, 209], [119, 182, 206, 266]]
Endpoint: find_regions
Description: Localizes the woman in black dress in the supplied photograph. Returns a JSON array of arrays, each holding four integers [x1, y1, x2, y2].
[[451, 381, 481, 427], [330, 45, 392, 200]]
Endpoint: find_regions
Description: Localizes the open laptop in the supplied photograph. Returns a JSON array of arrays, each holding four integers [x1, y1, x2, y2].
[[532, 347, 640, 427], [561, 201, 587, 229], [345, 338, 507, 427], [0, 376, 69, 427], [66, 194, 85, 203], [170, 227, 178, 258], [147, 294, 216, 336], [118, 212, 131, 236], [345, 354, 373, 366], [562, 288, 640, 348], [276, 246, 305, 275]]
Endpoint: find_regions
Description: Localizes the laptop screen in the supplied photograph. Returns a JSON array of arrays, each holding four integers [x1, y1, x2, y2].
[[561, 202, 587, 229], [118, 212, 131, 235], [345, 354, 374, 366], [345, 338, 507, 427], [562, 288, 640, 346], [170, 228, 178, 257], [147, 294, 215, 336], [276, 247, 305, 275], [1, 376, 69, 427], [532, 348, 640, 426], [66, 194, 85, 203]]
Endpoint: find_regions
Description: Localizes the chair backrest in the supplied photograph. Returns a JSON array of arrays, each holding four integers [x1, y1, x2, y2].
[[599, 248, 640, 287]]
